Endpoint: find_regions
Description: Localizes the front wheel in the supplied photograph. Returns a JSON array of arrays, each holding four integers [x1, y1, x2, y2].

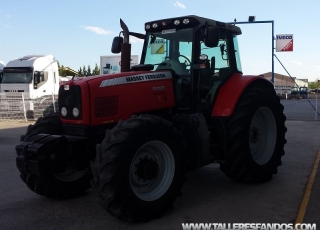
[[129, 140, 176, 202], [91, 115, 186, 222], [220, 83, 287, 183], [16, 114, 91, 199]]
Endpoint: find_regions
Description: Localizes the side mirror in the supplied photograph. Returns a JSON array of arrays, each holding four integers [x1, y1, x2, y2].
[[111, 36, 123, 54], [204, 27, 219, 48], [34, 72, 40, 84]]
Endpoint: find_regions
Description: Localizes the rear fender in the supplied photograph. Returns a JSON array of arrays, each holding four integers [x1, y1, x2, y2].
[[211, 73, 274, 117]]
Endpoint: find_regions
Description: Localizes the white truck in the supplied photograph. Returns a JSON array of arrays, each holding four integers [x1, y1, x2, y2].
[[102, 62, 113, 74], [0, 61, 4, 70], [0, 61, 4, 84], [0, 55, 60, 117]]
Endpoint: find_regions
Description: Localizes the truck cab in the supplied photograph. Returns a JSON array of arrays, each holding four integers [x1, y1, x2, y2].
[[1, 55, 60, 112], [0, 61, 4, 85], [102, 63, 113, 74]]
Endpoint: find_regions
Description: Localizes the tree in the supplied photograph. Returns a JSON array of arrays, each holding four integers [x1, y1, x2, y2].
[[87, 65, 92, 76], [78, 67, 83, 76], [309, 81, 320, 89], [93, 63, 100, 75], [83, 65, 87, 76], [57, 61, 66, 76]]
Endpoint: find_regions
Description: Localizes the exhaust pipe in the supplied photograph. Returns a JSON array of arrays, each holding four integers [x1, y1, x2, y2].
[[120, 19, 131, 72]]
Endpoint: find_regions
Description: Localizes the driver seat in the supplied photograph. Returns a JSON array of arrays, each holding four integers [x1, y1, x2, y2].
[[156, 59, 185, 75]]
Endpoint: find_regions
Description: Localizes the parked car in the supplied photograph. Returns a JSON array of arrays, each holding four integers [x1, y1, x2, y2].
[[310, 88, 320, 94], [291, 86, 308, 94]]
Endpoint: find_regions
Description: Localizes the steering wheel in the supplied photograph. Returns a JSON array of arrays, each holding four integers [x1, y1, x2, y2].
[[174, 54, 191, 66], [173, 54, 191, 73]]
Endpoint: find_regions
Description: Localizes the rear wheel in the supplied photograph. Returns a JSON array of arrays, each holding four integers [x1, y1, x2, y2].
[[91, 115, 186, 222], [16, 113, 91, 199], [220, 83, 287, 182]]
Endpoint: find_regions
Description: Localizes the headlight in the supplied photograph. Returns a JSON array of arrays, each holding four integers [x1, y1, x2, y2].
[[72, 107, 79, 117], [61, 107, 67, 116]]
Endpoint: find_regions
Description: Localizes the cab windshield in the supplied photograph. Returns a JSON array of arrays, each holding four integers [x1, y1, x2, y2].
[[2, 72, 33, 83], [143, 28, 193, 76], [142, 27, 242, 75]]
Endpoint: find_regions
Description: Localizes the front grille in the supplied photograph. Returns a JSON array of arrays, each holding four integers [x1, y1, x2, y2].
[[4, 90, 24, 92], [94, 96, 119, 118], [58, 85, 82, 120]]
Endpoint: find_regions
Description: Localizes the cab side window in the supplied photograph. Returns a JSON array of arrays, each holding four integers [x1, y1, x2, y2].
[[198, 32, 231, 105], [34, 71, 48, 89]]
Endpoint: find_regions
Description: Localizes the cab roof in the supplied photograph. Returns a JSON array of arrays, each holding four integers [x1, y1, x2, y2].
[[145, 15, 241, 35]]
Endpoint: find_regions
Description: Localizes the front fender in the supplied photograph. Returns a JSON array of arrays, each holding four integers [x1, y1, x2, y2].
[[211, 73, 274, 117]]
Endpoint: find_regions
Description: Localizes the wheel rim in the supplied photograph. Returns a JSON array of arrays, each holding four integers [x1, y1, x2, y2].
[[249, 106, 277, 165], [130, 140, 175, 201]]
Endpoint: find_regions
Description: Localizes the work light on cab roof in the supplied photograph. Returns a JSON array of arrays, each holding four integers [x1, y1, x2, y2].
[[145, 17, 191, 31]]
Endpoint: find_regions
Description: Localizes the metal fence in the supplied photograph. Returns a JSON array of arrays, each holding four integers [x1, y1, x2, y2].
[[280, 95, 320, 121], [0, 92, 320, 122], [0, 92, 58, 121]]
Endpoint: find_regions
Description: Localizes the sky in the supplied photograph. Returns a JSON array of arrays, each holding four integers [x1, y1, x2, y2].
[[1, 0, 320, 81]]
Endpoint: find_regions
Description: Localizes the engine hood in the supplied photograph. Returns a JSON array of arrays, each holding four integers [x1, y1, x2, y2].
[[60, 71, 171, 86], [59, 70, 175, 126]]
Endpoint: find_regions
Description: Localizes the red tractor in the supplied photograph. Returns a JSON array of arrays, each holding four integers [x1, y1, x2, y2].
[[16, 15, 287, 222]]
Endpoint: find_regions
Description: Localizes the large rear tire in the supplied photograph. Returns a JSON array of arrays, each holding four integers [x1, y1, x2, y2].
[[220, 83, 287, 183], [91, 115, 186, 222], [16, 113, 91, 199]]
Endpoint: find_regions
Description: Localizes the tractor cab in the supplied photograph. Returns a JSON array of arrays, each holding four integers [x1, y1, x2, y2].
[[112, 15, 242, 114]]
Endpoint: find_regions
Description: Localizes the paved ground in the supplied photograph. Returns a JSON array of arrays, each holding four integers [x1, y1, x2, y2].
[[0, 119, 319, 230], [281, 98, 320, 121]]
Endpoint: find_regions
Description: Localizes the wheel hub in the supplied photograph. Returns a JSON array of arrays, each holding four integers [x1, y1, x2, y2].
[[136, 157, 159, 180], [129, 140, 175, 201], [249, 106, 277, 165], [250, 126, 260, 143]]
